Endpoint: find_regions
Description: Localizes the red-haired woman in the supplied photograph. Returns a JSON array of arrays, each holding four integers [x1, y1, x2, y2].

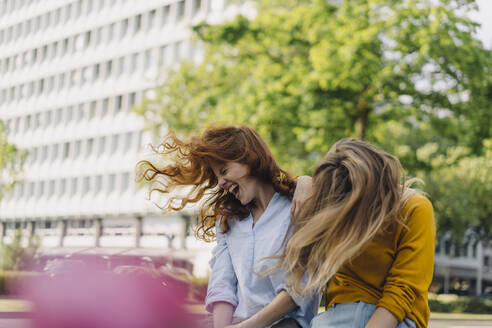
[[137, 126, 319, 328]]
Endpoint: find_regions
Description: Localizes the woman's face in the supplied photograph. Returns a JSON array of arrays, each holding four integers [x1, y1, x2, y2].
[[211, 161, 259, 205]]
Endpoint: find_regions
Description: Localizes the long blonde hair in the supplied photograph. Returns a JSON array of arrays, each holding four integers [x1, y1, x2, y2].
[[280, 138, 419, 295]]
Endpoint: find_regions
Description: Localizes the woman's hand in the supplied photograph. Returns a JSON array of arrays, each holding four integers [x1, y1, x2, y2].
[[224, 318, 256, 328], [365, 307, 398, 328], [291, 176, 313, 217]]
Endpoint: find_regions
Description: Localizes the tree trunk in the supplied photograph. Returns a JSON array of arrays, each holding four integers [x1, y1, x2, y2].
[[354, 106, 370, 140]]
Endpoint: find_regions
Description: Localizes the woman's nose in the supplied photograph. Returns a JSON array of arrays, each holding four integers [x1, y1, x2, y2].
[[218, 178, 226, 189]]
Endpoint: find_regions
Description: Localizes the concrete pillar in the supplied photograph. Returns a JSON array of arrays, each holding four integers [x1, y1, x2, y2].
[[0, 221, 5, 242], [476, 241, 483, 296], [179, 214, 188, 250], [27, 221, 35, 246], [27, 221, 35, 237], [443, 269, 450, 294], [58, 220, 67, 247], [94, 218, 103, 247], [134, 216, 142, 248]]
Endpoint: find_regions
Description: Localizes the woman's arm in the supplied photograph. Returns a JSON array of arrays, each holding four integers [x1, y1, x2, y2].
[[365, 307, 398, 328], [291, 176, 313, 217], [206, 222, 239, 327], [374, 195, 436, 324], [213, 302, 235, 328], [225, 290, 297, 328]]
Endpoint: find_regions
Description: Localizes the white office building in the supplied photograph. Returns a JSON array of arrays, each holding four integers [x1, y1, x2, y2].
[[0, 0, 248, 276]]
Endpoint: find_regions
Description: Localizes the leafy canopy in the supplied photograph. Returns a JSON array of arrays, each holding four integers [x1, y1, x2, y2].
[[136, 0, 491, 174]]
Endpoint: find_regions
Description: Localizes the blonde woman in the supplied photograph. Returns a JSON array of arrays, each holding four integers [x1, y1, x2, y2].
[[284, 139, 435, 328]]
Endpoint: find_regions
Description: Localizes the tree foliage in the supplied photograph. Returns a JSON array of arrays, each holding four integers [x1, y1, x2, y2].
[[0, 121, 25, 200], [424, 140, 492, 241], [137, 0, 491, 174], [135, 0, 492, 239]]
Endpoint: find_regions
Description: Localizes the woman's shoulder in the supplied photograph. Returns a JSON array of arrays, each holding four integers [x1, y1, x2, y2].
[[403, 193, 432, 213], [402, 192, 434, 226]]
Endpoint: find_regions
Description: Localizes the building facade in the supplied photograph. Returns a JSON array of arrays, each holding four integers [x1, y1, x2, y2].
[[1, 0, 491, 289], [0, 0, 248, 275]]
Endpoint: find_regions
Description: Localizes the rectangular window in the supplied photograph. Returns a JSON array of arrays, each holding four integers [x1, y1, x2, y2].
[[134, 14, 142, 34], [41, 145, 48, 162], [108, 174, 116, 192], [144, 49, 152, 70], [98, 136, 106, 155], [105, 60, 112, 78], [65, 4, 72, 22], [108, 23, 115, 40], [52, 144, 59, 161], [29, 182, 35, 197], [48, 179, 55, 195], [111, 135, 119, 153], [38, 181, 45, 197], [34, 112, 41, 129], [83, 176, 90, 194], [120, 19, 129, 38], [30, 147, 38, 163], [159, 45, 167, 65], [125, 132, 133, 149], [131, 53, 138, 73], [177, 1, 185, 21], [89, 101, 97, 119], [66, 106, 73, 123], [86, 138, 93, 157], [102, 98, 109, 116], [55, 108, 63, 125], [58, 73, 65, 90], [73, 140, 81, 159], [78, 104, 85, 121], [162, 5, 170, 26], [148, 9, 156, 30], [128, 92, 136, 108], [115, 95, 122, 112], [95, 175, 102, 193], [121, 172, 130, 192], [45, 111, 52, 127], [59, 179, 66, 196], [63, 142, 70, 159], [193, 0, 202, 16], [71, 177, 78, 196]]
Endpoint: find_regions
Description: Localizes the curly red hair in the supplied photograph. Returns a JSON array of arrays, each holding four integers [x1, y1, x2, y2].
[[136, 125, 296, 242]]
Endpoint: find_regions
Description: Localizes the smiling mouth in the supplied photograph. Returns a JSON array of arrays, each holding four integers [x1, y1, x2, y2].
[[228, 184, 240, 198]]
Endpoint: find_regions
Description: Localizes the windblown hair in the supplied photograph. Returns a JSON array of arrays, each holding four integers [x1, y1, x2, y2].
[[279, 138, 420, 295], [136, 125, 296, 242]]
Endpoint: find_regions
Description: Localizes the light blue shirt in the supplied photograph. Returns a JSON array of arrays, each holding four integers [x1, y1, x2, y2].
[[205, 192, 320, 328]]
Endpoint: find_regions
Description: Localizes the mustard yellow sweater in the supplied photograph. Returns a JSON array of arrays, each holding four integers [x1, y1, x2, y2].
[[326, 194, 436, 328]]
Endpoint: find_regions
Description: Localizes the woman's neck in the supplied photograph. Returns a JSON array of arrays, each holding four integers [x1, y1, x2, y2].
[[251, 182, 275, 223]]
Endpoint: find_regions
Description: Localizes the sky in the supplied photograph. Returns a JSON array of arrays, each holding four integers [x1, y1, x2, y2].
[[470, 0, 492, 48]]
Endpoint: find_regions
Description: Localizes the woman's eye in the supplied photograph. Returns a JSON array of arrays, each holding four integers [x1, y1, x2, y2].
[[221, 169, 227, 175]]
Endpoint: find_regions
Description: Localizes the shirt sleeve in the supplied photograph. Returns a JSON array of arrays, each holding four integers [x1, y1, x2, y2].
[[268, 267, 320, 318], [204, 222, 238, 313], [377, 195, 436, 321]]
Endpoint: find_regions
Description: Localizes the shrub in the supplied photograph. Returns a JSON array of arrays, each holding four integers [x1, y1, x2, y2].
[[428, 293, 492, 313]]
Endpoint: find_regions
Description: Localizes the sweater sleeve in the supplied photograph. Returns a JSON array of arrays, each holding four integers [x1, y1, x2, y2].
[[204, 223, 239, 313], [377, 195, 436, 321]]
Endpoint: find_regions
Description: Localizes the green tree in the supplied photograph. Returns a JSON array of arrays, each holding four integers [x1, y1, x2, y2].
[[136, 0, 492, 173], [0, 121, 25, 200], [423, 140, 492, 241], [0, 229, 40, 271]]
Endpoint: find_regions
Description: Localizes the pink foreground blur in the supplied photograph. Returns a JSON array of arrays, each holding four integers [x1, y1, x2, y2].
[[14, 266, 195, 328]]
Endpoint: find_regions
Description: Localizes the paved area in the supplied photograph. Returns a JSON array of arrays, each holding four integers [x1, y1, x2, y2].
[[0, 318, 492, 327], [429, 320, 492, 328]]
